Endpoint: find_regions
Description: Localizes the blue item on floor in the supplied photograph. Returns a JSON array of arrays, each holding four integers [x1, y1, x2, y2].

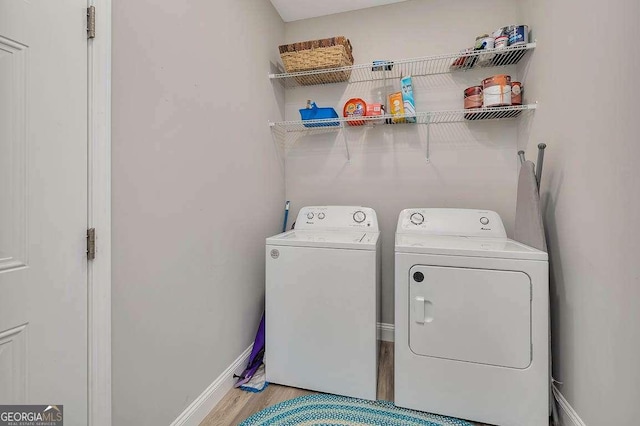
[[299, 102, 339, 128], [238, 394, 474, 425], [239, 364, 268, 393]]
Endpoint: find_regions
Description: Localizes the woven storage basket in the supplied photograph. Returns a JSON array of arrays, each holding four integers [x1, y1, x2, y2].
[[279, 36, 354, 85]]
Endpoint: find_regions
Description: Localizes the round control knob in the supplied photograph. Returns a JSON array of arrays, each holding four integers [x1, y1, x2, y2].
[[353, 211, 367, 223], [307, 212, 314, 220], [410, 212, 425, 225], [480, 217, 490, 225], [318, 213, 326, 220]]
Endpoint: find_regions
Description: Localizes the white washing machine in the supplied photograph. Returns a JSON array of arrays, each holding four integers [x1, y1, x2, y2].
[[395, 208, 549, 426], [266, 206, 380, 400]]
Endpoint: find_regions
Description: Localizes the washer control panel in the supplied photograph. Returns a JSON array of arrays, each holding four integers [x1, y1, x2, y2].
[[295, 206, 379, 231], [397, 208, 506, 238]]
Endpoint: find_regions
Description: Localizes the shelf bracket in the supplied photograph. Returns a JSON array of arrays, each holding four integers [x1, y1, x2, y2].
[[342, 129, 351, 163], [268, 122, 286, 172]]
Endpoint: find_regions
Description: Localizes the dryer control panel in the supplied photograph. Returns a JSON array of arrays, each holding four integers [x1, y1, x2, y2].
[[396, 208, 506, 238], [295, 206, 379, 232]]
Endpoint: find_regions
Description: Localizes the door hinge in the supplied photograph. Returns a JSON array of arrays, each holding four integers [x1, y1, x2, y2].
[[87, 228, 96, 260], [87, 6, 96, 39]]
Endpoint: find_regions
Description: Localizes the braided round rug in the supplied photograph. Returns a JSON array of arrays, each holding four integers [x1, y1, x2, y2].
[[238, 394, 473, 426]]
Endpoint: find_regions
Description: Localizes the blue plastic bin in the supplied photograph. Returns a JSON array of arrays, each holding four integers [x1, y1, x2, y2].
[[299, 103, 340, 128]]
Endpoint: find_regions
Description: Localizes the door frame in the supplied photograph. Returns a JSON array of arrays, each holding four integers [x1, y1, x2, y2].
[[87, 0, 111, 425]]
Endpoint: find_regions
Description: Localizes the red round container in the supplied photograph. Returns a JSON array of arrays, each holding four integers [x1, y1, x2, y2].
[[343, 98, 367, 126], [464, 86, 483, 109]]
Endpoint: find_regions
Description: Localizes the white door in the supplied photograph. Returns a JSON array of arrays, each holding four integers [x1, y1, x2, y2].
[[0, 0, 88, 423]]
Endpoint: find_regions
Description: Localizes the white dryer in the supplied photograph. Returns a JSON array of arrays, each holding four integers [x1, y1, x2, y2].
[[266, 206, 380, 400], [395, 208, 549, 426]]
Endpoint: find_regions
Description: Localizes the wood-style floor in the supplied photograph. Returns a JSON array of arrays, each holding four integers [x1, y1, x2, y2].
[[200, 342, 494, 426]]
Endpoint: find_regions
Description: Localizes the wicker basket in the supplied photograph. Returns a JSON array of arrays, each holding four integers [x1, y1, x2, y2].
[[279, 36, 354, 85]]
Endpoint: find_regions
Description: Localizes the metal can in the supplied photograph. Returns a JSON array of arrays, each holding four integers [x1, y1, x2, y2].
[[482, 74, 512, 107], [507, 25, 529, 46], [495, 35, 509, 49], [464, 86, 483, 109], [475, 34, 490, 49], [481, 37, 495, 50], [511, 82, 523, 105]]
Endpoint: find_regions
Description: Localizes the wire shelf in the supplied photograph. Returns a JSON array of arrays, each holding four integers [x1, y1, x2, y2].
[[430, 104, 537, 124], [270, 43, 536, 88], [270, 104, 536, 135]]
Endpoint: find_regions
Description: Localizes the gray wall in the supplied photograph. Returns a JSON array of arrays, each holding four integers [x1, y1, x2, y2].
[[284, 0, 522, 324], [111, 1, 285, 424], [517, 1, 640, 424]]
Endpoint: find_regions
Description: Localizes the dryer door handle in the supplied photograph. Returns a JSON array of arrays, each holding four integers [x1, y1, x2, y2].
[[414, 297, 425, 324], [414, 297, 434, 324]]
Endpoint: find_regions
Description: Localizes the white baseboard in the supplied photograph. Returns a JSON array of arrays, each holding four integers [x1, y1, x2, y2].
[[172, 332, 585, 426], [170, 345, 252, 426], [377, 322, 394, 342], [552, 386, 587, 426]]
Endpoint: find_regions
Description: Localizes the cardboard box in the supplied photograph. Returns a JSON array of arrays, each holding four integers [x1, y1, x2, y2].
[[389, 92, 405, 123]]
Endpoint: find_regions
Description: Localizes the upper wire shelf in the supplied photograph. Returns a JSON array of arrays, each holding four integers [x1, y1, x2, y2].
[[270, 43, 536, 88]]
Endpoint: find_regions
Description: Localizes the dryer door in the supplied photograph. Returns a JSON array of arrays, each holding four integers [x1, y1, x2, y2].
[[409, 265, 531, 369]]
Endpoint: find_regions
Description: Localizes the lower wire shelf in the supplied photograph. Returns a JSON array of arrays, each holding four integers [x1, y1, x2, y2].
[[271, 104, 536, 134], [269, 103, 537, 159]]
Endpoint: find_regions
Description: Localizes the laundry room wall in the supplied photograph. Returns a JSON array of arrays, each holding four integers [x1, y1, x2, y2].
[[283, 0, 523, 325], [111, 1, 285, 425], [517, 0, 640, 424]]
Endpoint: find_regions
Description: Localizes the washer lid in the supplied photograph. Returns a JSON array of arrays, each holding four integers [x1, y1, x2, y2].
[[395, 234, 547, 261], [267, 230, 379, 250]]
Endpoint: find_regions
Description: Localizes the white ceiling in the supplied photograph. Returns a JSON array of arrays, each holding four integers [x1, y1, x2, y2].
[[270, 0, 410, 22]]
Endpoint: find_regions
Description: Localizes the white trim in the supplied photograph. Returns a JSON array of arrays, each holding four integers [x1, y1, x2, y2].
[[171, 345, 253, 426], [87, 0, 112, 425], [553, 385, 587, 426], [377, 322, 395, 342]]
